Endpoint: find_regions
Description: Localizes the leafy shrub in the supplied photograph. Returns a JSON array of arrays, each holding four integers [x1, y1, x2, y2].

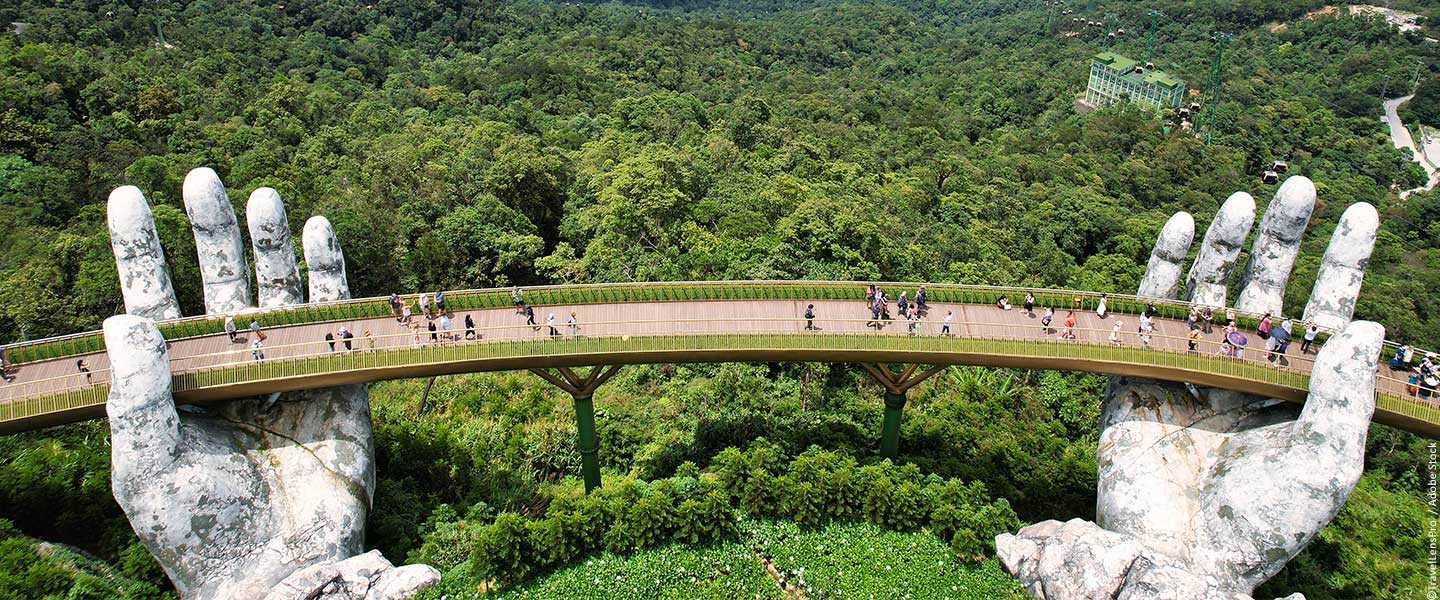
[[471, 513, 535, 586], [463, 443, 1020, 591]]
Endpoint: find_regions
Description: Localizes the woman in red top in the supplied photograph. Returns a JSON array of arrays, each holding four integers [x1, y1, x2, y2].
[[1062, 311, 1077, 339]]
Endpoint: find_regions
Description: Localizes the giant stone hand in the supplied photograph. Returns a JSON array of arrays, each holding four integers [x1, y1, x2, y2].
[[997, 176, 1383, 600], [105, 168, 438, 600]]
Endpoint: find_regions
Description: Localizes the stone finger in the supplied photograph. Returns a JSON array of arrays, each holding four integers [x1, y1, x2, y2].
[[1184, 191, 1255, 308], [247, 188, 304, 308], [1302, 203, 1379, 331], [1137, 212, 1194, 299], [183, 168, 252, 314], [302, 216, 351, 302], [107, 186, 181, 320], [1297, 319, 1382, 445], [104, 314, 181, 484], [1235, 176, 1317, 315]]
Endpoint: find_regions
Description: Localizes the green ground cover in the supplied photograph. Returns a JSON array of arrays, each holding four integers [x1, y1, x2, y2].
[[750, 519, 1024, 599], [419, 517, 1023, 600]]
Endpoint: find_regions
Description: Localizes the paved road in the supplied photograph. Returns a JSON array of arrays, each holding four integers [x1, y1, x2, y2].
[[1383, 95, 1440, 199]]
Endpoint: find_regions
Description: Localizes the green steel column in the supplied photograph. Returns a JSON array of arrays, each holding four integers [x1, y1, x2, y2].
[[573, 393, 601, 492], [880, 390, 907, 460]]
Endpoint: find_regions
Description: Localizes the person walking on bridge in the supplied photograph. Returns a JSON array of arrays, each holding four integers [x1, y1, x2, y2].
[[1187, 326, 1202, 352], [1096, 294, 1108, 319], [465, 314, 477, 340], [916, 286, 929, 314], [1023, 291, 1034, 316], [418, 293, 432, 319], [1110, 321, 1123, 346], [1040, 307, 1054, 333], [805, 304, 815, 330], [340, 326, 354, 351], [547, 312, 559, 337], [1301, 321, 1318, 354], [513, 288, 526, 313], [325, 331, 336, 352], [1200, 306, 1214, 333], [897, 292, 909, 318], [225, 316, 237, 343], [434, 290, 447, 315], [1061, 311, 1076, 340], [941, 310, 953, 336], [567, 311, 578, 337], [865, 284, 876, 311], [525, 305, 538, 331], [389, 293, 402, 318]]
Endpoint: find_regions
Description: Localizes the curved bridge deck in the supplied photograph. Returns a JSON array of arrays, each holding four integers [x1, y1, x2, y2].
[[0, 282, 1435, 437]]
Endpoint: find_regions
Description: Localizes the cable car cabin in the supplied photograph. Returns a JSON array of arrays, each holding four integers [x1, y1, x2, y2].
[[1177, 107, 1191, 118], [1261, 170, 1280, 184], [1271, 160, 1288, 174], [1188, 102, 1201, 113]]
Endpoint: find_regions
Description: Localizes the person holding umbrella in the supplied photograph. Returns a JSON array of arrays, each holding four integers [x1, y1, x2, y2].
[[1227, 329, 1249, 361], [1268, 325, 1291, 365]]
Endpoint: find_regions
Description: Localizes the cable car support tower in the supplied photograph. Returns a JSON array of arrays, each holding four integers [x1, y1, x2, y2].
[[1196, 32, 1231, 145]]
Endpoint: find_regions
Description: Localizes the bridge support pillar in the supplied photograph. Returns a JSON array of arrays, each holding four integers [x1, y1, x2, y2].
[[530, 365, 624, 493], [861, 363, 947, 461]]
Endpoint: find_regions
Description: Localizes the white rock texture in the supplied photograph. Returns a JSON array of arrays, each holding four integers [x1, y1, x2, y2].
[[247, 187, 304, 308], [107, 186, 181, 320], [183, 167, 252, 314], [106, 175, 437, 600], [1236, 177, 1317, 316], [1303, 202, 1379, 331], [1184, 192, 1255, 308]]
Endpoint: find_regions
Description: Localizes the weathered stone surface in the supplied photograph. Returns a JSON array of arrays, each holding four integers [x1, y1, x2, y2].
[[1303, 202, 1378, 331], [247, 187, 304, 308], [107, 177, 434, 600], [1137, 212, 1193, 300], [303, 216, 350, 303], [106, 315, 377, 599], [107, 187, 181, 320], [1184, 191, 1255, 308], [257, 551, 439, 600], [996, 519, 1295, 600], [365, 564, 443, 600], [1236, 176, 1317, 316], [1005, 192, 1381, 600], [183, 167, 252, 314], [262, 562, 342, 600]]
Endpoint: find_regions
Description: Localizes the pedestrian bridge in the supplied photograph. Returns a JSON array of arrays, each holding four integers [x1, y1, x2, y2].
[[1, 281, 1435, 438]]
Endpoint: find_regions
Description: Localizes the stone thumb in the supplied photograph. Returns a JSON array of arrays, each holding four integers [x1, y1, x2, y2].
[[104, 314, 182, 483]]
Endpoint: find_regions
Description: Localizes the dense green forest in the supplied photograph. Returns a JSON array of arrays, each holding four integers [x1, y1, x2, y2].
[[0, 0, 1436, 598]]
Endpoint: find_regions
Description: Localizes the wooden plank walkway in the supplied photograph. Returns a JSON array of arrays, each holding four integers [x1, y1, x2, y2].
[[0, 297, 1429, 433]]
